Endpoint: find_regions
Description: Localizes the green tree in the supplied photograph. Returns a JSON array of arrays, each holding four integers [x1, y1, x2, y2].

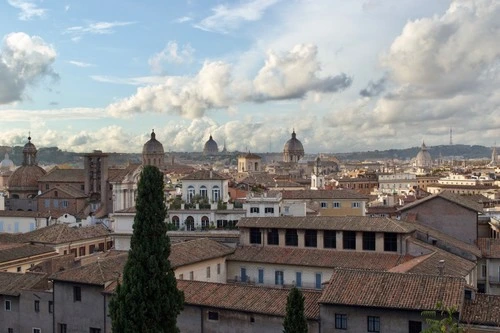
[[283, 287, 308, 333], [109, 165, 184, 333], [422, 302, 465, 333]]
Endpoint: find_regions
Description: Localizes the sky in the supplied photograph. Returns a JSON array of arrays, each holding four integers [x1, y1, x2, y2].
[[0, 0, 499, 154]]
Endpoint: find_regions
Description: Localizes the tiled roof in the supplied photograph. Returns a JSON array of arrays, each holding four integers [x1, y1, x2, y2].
[[390, 239, 476, 278], [0, 211, 51, 218], [19, 223, 111, 244], [108, 163, 141, 183], [282, 190, 369, 200], [410, 221, 482, 258], [38, 168, 85, 183], [0, 243, 57, 264], [113, 206, 137, 214], [177, 280, 321, 320], [50, 252, 128, 286], [169, 238, 235, 268], [228, 246, 410, 270], [0, 271, 49, 296], [238, 152, 261, 159], [319, 268, 465, 312], [38, 184, 87, 199], [181, 169, 229, 180], [476, 238, 500, 258], [236, 216, 415, 233], [398, 190, 484, 213], [462, 293, 500, 327]]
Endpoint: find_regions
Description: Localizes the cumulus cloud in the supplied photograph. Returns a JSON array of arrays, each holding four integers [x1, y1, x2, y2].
[[7, 0, 46, 20], [359, 77, 386, 97], [0, 32, 58, 105], [148, 41, 195, 73], [195, 0, 280, 33], [106, 43, 351, 119]]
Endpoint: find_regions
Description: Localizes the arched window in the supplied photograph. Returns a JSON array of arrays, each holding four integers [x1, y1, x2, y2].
[[201, 216, 209, 230], [212, 186, 220, 202], [185, 216, 195, 231], [187, 186, 195, 203], [172, 216, 180, 229], [199, 185, 207, 198]]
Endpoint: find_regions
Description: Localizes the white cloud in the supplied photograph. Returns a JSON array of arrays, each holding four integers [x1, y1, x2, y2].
[[0, 108, 106, 122], [148, 41, 195, 73], [68, 60, 94, 68], [65, 4, 70, 12], [65, 21, 136, 41], [194, 0, 280, 33], [7, 0, 46, 20], [90, 75, 171, 86], [0, 32, 58, 105], [173, 16, 192, 23]]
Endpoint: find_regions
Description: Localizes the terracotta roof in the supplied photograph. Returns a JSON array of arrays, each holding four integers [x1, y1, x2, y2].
[[169, 238, 235, 268], [0, 243, 57, 264], [38, 184, 87, 199], [50, 252, 128, 286], [181, 169, 229, 181], [0, 211, 51, 218], [429, 184, 498, 190], [107, 163, 141, 183], [238, 152, 261, 159], [228, 246, 410, 270], [462, 293, 500, 327], [237, 216, 415, 233], [476, 238, 500, 258], [38, 168, 85, 183], [113, 206, 137, 214], [19, 223, 111, 244], [0, 271, 49, 296], [177, 280, 321, 320], [319, 268, 465, 312], [282, 190, 369, 200], [399, 191, 484, 213]]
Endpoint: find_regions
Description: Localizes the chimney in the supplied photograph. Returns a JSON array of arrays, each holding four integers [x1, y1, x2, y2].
[[438, 260, 445, 275], [210, 170, 213, 179]]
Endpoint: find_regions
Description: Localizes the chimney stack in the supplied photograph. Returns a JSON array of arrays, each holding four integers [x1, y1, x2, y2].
[[438, 260, 445, 275]]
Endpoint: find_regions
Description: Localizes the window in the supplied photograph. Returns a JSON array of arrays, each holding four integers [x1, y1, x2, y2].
[[73, 286, 81, 302], [208, 311, 219, 321], [258, 268, 264, 284], [315, 273, 322, 289], [250, 207, 260, 213], [335, 314, 347, 329], [323, 230, 336, 249], [189, 271, 194, 280], [217, 263, 221, 275], [249, 228, 262, 244], [384, 233, 398, 252], [179, 274, 184, 280], [241, 267, 247, 282], [62, 200, 69, 208], [363, 232, 376, 251], [5, 299, 12, 311], [250, 316, 255, 323], [333, 202, 341, 208], [343, 231, 356, 250], [44, 199, 50, 208], [34, 300, 40, 312], [267, 228, 279, 245], [53, 199, 59, 208], [320, 202, 327, 208], [206, 266, 211, 279], [481, 265, 487, 278], [368, 316, 380, 332], [409, 321, 422, 333], [296, 272, 302, 288], [199, 186, 207, 198], [285, 229, 298, 246], [304, 230, 317, 247], [79, 246, 86, 257], [48, 301, 53, 313], [33, 329, 41, 333], [8, 328, 13, 333], [98, 243, 104, 251], [17, 266, 21, 272], [89, 328, 101, 333], [264, 207, 274, 214], [275, 271, 284, 285], [187, 186, 195, 203], [352, 202, 360, 208], [172, 216, 180, 229], [212, 186, 220, 202]]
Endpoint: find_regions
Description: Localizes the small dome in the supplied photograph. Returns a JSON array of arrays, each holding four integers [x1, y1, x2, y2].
[[142, 130, 164, 155], [0, 153, 15, 171], [8, 165, 46, 191], [203, 135, 218, 154], [23, 137, 37, 155], [415, 141, 432, 168], [283, 130, 304, 162]]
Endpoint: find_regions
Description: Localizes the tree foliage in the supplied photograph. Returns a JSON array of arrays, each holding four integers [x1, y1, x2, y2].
[[283, 287, 308, 333], [421, 302, 465, 333], [109, 165, 184, 333]]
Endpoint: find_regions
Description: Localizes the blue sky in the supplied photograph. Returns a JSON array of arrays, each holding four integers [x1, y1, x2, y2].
[[0, 0, 499, 154]]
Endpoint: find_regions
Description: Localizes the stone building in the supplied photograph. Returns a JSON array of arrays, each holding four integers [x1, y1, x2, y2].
[[283, 130, 304, 163]]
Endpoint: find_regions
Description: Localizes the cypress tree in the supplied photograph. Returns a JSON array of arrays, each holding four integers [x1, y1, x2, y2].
[[283, 287, 308, 333], [110, 165, 184, 333]]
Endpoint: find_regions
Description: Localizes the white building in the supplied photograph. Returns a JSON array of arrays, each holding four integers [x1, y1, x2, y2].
[[378, 173, 417, 195], [243, 192, 281, 217]]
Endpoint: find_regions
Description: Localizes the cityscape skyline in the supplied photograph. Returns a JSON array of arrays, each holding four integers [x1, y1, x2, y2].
[[0, 0, 499, 153]]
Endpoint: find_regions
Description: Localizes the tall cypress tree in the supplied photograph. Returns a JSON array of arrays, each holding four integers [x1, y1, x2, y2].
[[283, 287, 308, 333], [110, 165, 184, 333]]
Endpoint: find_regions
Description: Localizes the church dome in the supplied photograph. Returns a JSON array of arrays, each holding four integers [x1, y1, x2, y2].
[[203, 135, 218, 154], [142, 130, 164, 155], [415, 141, 432, 168], [283, 130, 304, 162], [0, 153, 15, 171], [8, 164, 46, 192]]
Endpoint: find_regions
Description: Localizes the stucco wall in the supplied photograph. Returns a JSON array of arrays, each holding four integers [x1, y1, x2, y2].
[[176, 257, 228, 284]]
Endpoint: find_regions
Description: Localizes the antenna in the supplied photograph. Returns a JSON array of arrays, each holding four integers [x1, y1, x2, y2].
[[449, 127, 453, 145]]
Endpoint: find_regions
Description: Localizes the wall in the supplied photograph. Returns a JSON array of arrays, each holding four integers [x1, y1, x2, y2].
[[175, 257, 228, 284], [19, 289, 53, 333], [0, 216, 47, 233], [0, 295, 20, 332]]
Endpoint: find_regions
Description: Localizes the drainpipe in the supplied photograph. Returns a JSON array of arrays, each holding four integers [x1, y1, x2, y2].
[[103, 293, 107, 333], [200, 306, 204, 333], [52, 283, 55, 333]]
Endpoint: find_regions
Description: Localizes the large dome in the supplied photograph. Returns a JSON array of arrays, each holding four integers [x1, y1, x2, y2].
[[283, 130, 304, 162], [203, 135, 218, 154], [8, 165, 46, 191], [415, 141, 432, 168], [0, 153, 15, 171], [142, 130, 164, 155]]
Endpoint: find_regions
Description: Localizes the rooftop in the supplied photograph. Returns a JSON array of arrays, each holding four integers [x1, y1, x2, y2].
[[180, 169, 229, 181], [169, 238, 235, 268], [0, 271, 49, 296], [398, 190, 484, 213], [38, 168, 85, 183], [0, 243, 57, 265], [462, 293, 500, 327], [282, 189, 369, 200], [12, 223, 111, 245]]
